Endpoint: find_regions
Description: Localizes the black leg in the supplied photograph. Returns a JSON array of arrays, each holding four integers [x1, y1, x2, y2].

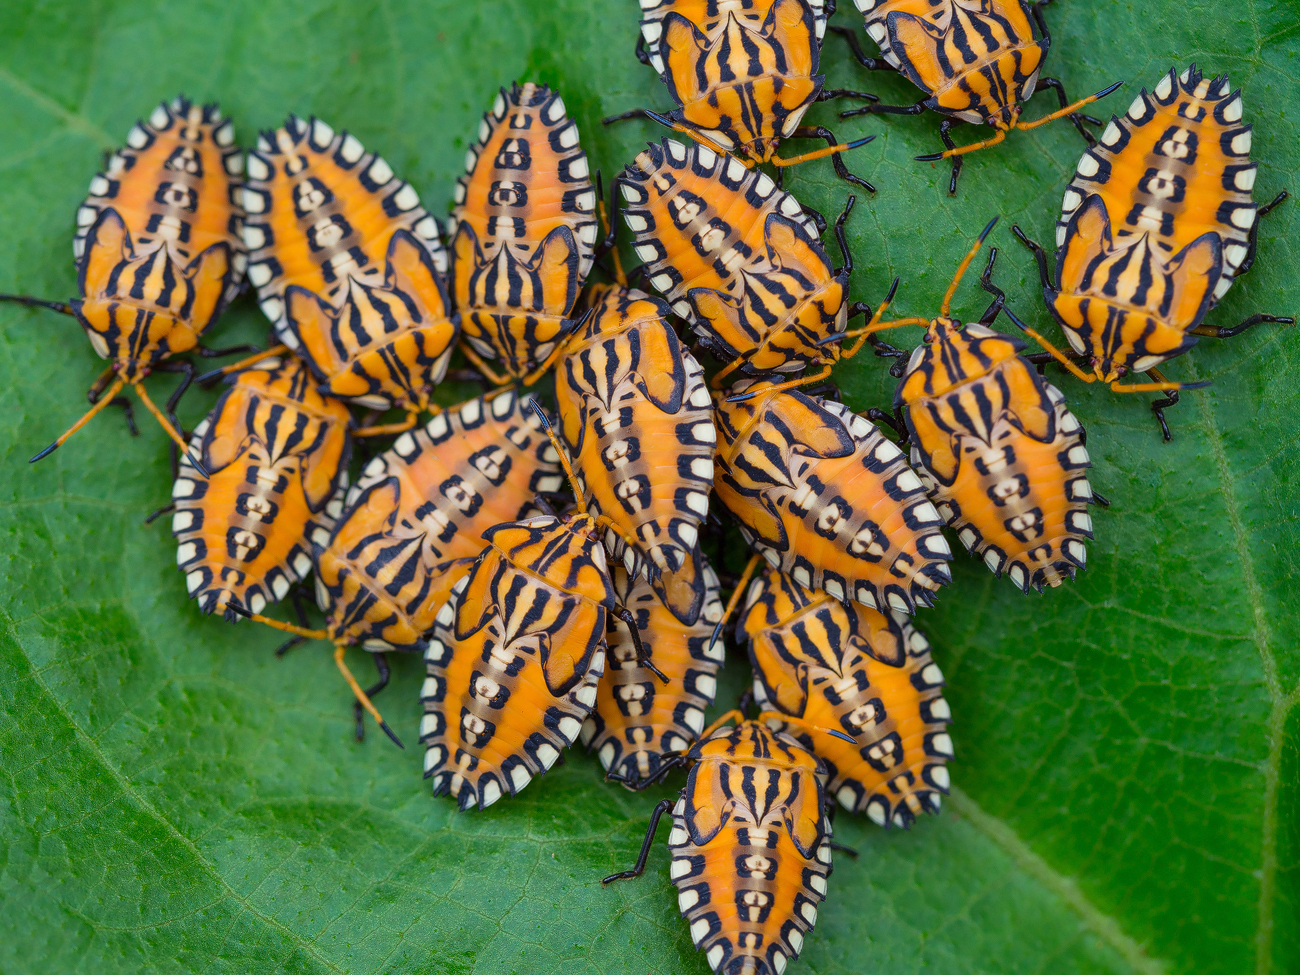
[[143, 501, 175, 525], [1011, 225, 1059, 291], [789, 126, 876, 193], [0, 293, 75, 316], [1233, 190, 1288, 279], [1091, 490, 1112, 508], [155, 360, 197, 479], [938, 119, 963, 196], [829, 841, 860, 860], [602, 107, 662, 126], [275, 589, 315, 656], [866, 407, 909, 444], [603, 798, 675, 884], [840, 98, 927, 121], [197, 343, 262, 359], [1145, 367, 1179, 442], [353, 652, 391, 742], [828, 24, 893, 72], [801, 203, 828, 236], [615, 607, 669, 684], [1033, 77, 1100, 143], [977, 248, 1007, 324], [1190, 312, 1295, 339], [634, 32, 651, 67], [833, 195, 857, 276], [105, 397, 139, 437]]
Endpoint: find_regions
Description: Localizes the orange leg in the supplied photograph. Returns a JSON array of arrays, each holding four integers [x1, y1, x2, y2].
[[1109, 378, 1207, 394], [521, 336, 577, 387], [710, 356, 747, 391], [770, 135, 874, 167], [458, 341, 513, 387], [354, 410, 418, 437], [199, 344, 290, 380], [334, 644, 403, 748], [133, 381, 209, 477], [1016, 81, 1123, 131], [699, 709, 748, 742], [941, 217, 998, 315], [916, 126, 1006, 162], [247, 612, 329, 641], [724, 365, 833, 403], [709, 553, 762, 651], [527, 400, 585, 506], [30, 375, 127, 463]]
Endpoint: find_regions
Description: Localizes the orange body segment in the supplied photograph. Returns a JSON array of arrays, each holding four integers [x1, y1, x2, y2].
[[173, 355, 352, 618], [741, 570, 952, 828], [70, 97, 246, 382], [713, 383, 952, 614], [451, 83, 598, 381], [667, 720, 831, 974], [582, 563, 724, 787], [1041, 66, 1265, 381], [319, 390, 565, 651], [242, 114, 446, 339], [657, 0, 822, 162], [285, 229, 459, 412], [421, 513, 614, 809], [896, 319, 1095, 590], [556, 285, 716, 623], [619, 139, 846, 376]]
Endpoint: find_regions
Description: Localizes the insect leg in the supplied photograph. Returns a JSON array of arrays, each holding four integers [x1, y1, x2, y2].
[[89, 367, 140, 437], [602, 798, 675, 884], [840, 98, 928, 121], [827, 24, 894, 73], [1230, 190, 1288, 279], [789, 125, 876, 194], [634, 32, 651, 67], [1034, 77, 1102, 143], [976, 247, 1007, 323], [938, 119, 964, 195], [833, 195, 857, 276], [155, 360, 197, 479], [1011, 224, 1060, 291], [274, 587, 316, 656], [354, 652, 391, 742]]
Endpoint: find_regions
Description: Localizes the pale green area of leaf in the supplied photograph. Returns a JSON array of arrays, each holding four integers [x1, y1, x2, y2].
[[0, 2, 1296, 974]]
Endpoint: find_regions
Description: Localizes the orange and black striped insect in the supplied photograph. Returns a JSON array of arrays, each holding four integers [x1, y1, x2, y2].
[[618, 139, 866, 388], [171, 355, 352, 620], [1, 96, 247, 466], [603, 714, 838, 975], [238, 116, 454, 435], [419, 406, 667, 809], [581, 561, 725, 789], [608, 0, 875, 190], [835, 0, 1121, 194], [828, 220, 1097, 590], [344, 388, 567, 613], [235, 390, 564, 744], [1008, 64, 1293, 439], [555, 283, 716, 624], [449, 83, 598, 385], [242, 114, 446, 336], [741, 568, 952, 829], [713, 382, 952, 615]]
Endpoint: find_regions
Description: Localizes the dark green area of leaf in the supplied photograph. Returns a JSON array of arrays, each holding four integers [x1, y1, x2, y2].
[[1, 1, 1297, 973]]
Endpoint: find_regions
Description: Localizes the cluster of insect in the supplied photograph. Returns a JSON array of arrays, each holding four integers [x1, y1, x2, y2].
[[4, 0, 1289, 971]]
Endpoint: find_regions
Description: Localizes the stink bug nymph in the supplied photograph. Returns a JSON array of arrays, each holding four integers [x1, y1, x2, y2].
[[2, 96, 247, 465], [835, 0, 1121, 193], [1007, 64, 1293, 439]]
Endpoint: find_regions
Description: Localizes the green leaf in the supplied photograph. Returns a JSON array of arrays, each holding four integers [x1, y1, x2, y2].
[[1, 1, 1296, 973]]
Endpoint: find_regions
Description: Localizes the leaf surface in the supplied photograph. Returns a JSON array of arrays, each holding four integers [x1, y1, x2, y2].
[[0, 2, 1297, 973]]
